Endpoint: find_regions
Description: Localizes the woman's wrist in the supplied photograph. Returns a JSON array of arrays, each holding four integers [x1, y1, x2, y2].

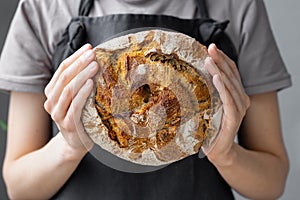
[[206, 143, 238, 168], [54, 132, 90, 163]]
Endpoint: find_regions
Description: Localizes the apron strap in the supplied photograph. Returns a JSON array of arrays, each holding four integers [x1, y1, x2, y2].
[[79, 0, 94, 16], [196, 0, 209, 18]]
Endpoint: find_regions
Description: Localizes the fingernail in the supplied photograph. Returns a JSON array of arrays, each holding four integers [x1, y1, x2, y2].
[[205, 57, 211, 64], [210, 43, 217, 49], [204, 57, 214, 68], [85, 79, 93, 88], [82, 43, 91, 50], [84, 50, 94, 61], [89, 61, 98, 71]]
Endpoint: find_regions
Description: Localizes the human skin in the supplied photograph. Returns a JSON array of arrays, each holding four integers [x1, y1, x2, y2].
[[2, 44, 289, 199], [205, 44, 289, 199]]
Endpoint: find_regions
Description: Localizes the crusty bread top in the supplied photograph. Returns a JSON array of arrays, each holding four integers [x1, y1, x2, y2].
[[81, 30, 222, 166]]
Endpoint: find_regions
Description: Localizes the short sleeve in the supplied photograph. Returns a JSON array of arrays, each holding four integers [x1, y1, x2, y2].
[[0, 0, 52, 93], [238, 0, 292, 95]]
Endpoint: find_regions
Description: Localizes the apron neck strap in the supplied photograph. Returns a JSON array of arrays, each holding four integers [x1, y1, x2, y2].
[[79, 0, 94, 16], [195, 0, 209, 18]]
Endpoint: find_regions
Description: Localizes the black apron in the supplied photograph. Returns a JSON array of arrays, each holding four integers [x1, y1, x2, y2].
[[51, 0, 237, 199]]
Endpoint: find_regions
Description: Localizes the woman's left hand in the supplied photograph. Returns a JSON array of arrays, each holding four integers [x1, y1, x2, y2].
[[203, 44, 250, 167]]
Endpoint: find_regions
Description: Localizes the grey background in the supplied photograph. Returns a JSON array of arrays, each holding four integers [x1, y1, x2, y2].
[[0, 0, 299, 199]]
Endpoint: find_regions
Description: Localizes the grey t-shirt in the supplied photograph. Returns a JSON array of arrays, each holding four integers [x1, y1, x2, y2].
[[0, 0, 291, 95]]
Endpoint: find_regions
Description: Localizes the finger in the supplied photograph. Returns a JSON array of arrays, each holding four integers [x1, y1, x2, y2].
[[48, 49, 96, 105], [217, 48, 242, 84], [52, 61, 98, 122], [66, 79, 94, 150], [205, 58, 241, 106], [62, 79, 93, 132], [63, 49, 96, 82], [45, 44, 92, 96], [205, 56, 221, 77], [70, 79, 94, 122], [207, 59, 245, 116], [212, 75, 228, 109], [208, 44, 242, 84], [207, 44, 246, 111], [212, 74, 237, 130], [218, 71, 246, 115], [202, 75, 236, 155], [213, 74, 249, 138], [51, 44, 92, 86]]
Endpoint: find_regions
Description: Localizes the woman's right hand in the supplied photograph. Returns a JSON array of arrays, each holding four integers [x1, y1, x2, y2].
[[44, 44, 99, 152]]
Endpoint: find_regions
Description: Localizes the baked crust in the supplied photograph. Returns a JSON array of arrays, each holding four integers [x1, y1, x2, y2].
[[81, 30, 222, 166]]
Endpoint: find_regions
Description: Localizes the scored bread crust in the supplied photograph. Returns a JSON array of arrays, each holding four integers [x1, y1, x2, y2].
[[81, 30, 222, 166]]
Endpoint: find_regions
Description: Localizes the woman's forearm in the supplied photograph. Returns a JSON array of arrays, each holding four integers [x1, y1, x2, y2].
[[3, 132, 88, 200], [209, 143, 289, 200], [3, 46, 96, 200]]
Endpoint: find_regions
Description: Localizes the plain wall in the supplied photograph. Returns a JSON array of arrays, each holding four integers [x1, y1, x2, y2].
[[0, 1, 299, 199]]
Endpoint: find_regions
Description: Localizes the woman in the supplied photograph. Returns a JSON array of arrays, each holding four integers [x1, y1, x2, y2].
[[0, 0, 291, 199]]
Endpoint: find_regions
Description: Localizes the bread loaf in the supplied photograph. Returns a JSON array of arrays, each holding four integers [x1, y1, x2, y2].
[[81, 30, 222, 166]]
